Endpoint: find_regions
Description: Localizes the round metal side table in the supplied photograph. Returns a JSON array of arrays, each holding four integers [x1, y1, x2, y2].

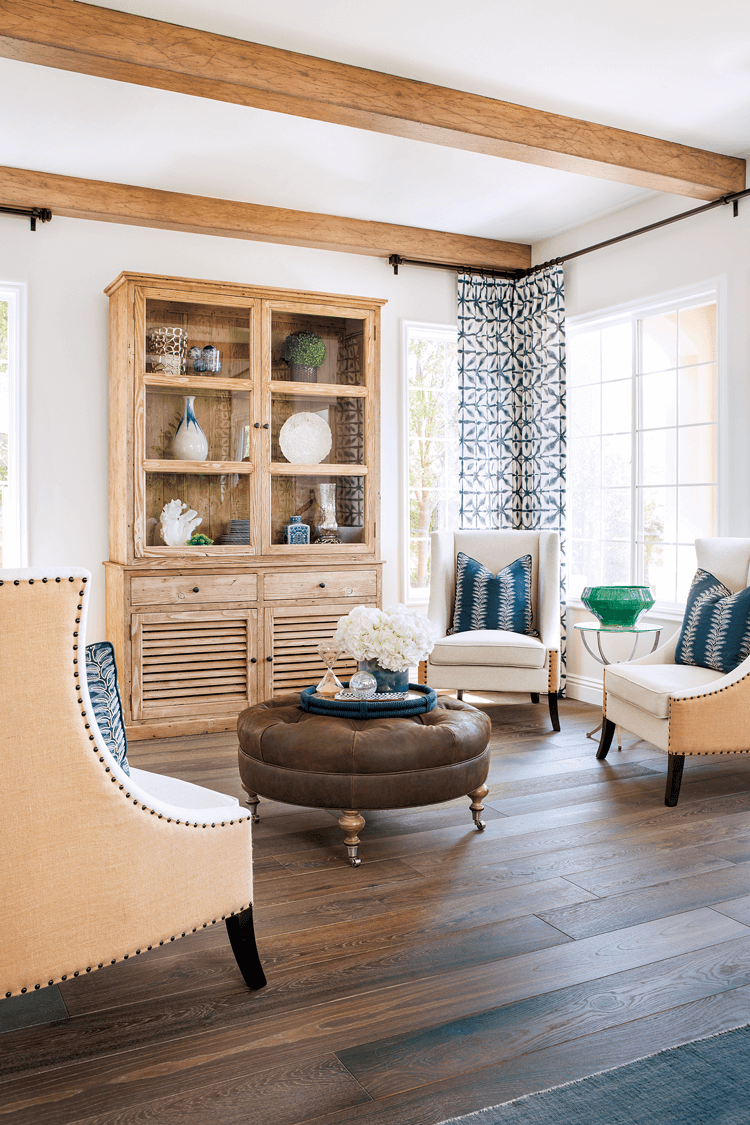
[[574, 621, 662, 749]]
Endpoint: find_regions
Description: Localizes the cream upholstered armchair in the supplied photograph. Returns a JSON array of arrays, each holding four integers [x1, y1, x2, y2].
[[425, 530, 562, 730], [598, 538, 750, 806], [0, 568, 265, 999]]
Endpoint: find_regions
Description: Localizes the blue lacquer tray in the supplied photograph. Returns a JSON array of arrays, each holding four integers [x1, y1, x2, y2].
[[299, 683, 437, 718]]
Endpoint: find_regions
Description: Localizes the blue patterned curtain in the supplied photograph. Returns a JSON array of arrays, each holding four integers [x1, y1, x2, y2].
[[457, 265, 567, 688]]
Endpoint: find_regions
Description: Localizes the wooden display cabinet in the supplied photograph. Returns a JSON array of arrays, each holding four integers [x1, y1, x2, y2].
[[105, 273, 384, 739]]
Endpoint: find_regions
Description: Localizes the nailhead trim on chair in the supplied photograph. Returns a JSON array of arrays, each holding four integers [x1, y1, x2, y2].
[[2, 575, 253, 997], [547, 650, 559, 693], [668, 667, 750, 755], [602, 665, 750, 757], [5, 907, 253, 997]]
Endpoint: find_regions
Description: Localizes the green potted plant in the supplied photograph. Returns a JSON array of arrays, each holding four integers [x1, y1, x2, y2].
[[280, 330, 326, 382]]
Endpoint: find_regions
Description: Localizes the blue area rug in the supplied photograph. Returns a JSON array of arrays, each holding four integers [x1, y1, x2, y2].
[[438, 1024, 750, 1124]]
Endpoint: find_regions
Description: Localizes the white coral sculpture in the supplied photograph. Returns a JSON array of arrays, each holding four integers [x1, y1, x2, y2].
[[159, 499, 202, 546]]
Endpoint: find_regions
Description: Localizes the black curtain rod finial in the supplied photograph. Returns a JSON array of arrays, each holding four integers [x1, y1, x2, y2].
[[0, 205, 52, 231], [388, 254, 403, 275]]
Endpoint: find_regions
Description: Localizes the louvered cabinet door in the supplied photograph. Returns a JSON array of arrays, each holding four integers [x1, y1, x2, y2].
[[263, 603, 368, 697], [131, 609, 257, 721]]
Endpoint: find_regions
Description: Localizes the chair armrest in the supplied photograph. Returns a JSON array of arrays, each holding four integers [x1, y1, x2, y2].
[[536, 532, 561, 651], [668, 654, 750, 754], [428, 530, 455, 640]]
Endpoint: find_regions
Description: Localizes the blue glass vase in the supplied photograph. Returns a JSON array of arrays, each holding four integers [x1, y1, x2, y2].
[[357, 659, 409, 693]]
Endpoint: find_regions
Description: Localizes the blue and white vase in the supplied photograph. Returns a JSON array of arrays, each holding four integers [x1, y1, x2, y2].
[[202, 345, 222, 373], [357, 659, 409, 693], [284, 514, 310, 544], [173, 396, 208, 461]]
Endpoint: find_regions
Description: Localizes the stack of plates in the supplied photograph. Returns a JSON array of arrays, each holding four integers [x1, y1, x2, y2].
[[215, 520, 250, 545]]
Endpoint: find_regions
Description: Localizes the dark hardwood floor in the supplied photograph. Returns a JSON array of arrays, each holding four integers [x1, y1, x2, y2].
[[4, 695, 750, 1124]]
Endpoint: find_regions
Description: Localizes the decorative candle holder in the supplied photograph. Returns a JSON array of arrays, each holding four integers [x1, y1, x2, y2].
[[314, 482, 341, 544], [147, 326, 187, 376]]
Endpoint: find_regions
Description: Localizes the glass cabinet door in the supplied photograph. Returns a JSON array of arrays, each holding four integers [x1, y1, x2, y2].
[[136, 296, 258, 555], [266, 303, 373, 553]]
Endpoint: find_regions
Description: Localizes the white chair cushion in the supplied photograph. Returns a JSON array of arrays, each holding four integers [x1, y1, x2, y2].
[[605, 664, 725, 719], [430, 629, 546, 669], [130, 767, 239, 810]]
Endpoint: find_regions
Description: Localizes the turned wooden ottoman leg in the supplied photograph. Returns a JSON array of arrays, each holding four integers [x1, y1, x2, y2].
[[243, 789, 260, 824], [339, 810, 365, 867], [468, 784, 489, 831]]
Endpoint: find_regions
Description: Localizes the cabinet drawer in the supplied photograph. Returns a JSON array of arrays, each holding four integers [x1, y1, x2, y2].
[[264, 569, 377, 601], [130, 573, 258, 606]]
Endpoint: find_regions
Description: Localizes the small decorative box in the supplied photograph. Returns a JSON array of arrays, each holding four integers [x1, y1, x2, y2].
[[285, 514, 310, 544]]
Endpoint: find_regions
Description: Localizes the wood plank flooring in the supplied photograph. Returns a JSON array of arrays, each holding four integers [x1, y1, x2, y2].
[[4, 695, 750, 1124]]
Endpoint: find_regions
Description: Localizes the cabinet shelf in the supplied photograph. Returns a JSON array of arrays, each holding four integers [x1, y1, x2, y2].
[[143, 459, 254, 474], [145, 373, 253, 392], [269, 380, 366, 398], [269, 463, 367, 475]]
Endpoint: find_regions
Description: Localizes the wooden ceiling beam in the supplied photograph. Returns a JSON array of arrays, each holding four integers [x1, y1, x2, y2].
[[0, 0, 744, 201], [0, 166, 531, 271]]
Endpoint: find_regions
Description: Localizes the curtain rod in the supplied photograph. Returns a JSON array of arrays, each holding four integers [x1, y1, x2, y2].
[[387, 185, 750, 279], [0, 205, 52, 232]]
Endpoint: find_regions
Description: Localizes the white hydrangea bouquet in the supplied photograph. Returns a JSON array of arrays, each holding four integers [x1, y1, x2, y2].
[[334, 604, 436, 672]]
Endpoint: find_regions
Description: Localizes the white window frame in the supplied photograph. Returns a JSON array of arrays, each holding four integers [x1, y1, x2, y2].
[[401, 319, 458, 605], [0, 281, 28, 568], [566, 277, 726, 615]]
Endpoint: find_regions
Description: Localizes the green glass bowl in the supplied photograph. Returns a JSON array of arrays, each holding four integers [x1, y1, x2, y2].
[[581, 585, 655, 628]]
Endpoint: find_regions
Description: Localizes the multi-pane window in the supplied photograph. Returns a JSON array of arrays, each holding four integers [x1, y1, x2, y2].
[[404, 323, 459, 601], [0, 284, 26, 568], [567, 290, 718, 605]]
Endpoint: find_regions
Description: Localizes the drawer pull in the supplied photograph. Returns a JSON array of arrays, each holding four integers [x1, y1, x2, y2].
[[344, 586, 353, 595], [263, 423, 269, 429], [250, 657, 257, 664], [319, 582, 326, 588], [193, 587, 200, 593], [253, 422, 260, 428], [266, 656, 273, 662]]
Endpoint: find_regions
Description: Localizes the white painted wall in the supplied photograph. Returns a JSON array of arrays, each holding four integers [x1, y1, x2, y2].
[[534, 190, 750, 700], [0, 213, 456, 640]]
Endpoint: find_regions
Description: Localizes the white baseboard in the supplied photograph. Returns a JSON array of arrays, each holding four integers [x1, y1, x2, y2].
[[565, 673, 604, 707]]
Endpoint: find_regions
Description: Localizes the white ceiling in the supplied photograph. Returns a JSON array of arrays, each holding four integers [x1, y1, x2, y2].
[[5, 0, 750, 245]]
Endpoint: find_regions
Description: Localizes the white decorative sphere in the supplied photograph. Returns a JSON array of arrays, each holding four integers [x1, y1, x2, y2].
[[350, 670, 377, 697], [279, 412, 332, 465]]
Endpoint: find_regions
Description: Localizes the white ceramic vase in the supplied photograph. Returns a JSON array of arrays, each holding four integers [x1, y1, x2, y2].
[[173, 396, 208, 461]]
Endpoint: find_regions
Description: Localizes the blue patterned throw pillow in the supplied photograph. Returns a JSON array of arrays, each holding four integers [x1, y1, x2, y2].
[[85, 641, 130, 775], [449, 552, 536, 636], [675, 569, 750, 673]]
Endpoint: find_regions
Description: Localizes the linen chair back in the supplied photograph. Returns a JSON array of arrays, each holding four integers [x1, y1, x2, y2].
[[428, 529, 560, 642], [1, 568, 255, 997], [695, 538, 750, 593]]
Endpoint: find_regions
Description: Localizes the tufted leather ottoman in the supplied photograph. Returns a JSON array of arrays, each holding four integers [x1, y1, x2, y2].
[[237, 693, 491, 866]]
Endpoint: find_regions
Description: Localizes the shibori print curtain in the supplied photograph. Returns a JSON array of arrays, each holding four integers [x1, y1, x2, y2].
[[456, 265, 567, 689]]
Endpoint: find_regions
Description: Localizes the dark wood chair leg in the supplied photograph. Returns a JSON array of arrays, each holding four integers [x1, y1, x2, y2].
[[530, 693, 540, 704], [226, 905, 267, 990], [665, 754, 685, 807], [597, 718, 616, 759], [456, 689, 464, 700], [547, 691, 560, 731]]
